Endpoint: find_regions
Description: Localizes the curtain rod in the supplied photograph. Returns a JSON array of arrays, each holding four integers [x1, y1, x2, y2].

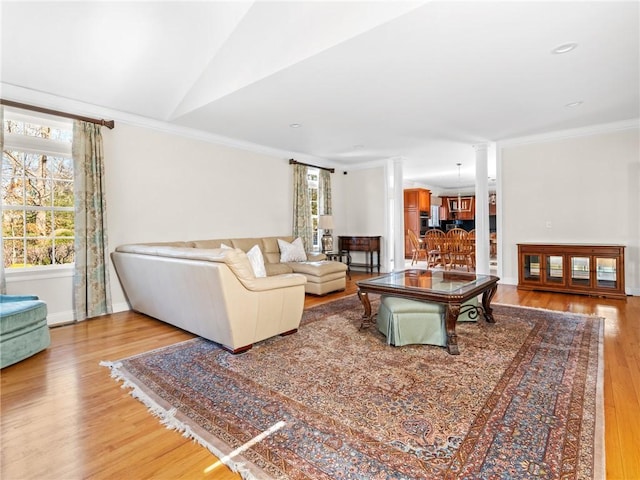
[[0, 99, 115, 129], [289, 158, 335, 173]]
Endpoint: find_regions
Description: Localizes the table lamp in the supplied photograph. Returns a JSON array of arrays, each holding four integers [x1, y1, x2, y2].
[[318, 215, 334, 253]]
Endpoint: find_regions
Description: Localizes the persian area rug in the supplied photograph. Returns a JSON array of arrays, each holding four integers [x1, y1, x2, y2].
[[102, 296, 604, 480]]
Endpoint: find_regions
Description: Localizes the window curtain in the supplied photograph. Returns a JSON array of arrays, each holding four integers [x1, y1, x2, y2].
[[319, 169, 332, 215], [72, 121, 112, 320], [292, 163, 312, 250], [0, 106, 5, 294]]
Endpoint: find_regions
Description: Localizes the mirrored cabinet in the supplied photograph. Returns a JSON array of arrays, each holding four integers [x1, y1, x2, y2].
[[518, 244, 626, 299]]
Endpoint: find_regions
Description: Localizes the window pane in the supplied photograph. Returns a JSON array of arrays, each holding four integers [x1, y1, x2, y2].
[[26, 238, 53, 266], [25, 123, 51, 139], [54, 238, 75, 265], [53, 179, 74, 206], [54, 211, 74, 236], [25, 210, 51, 237], [3, 239, 25, 268], [23, 152, 44, 174], [3, 119, 24, 135], [2, 209, 24, 237], [2, 150, 25, 176], [49, 156, 73, 180], [2, 179, 26, 205]]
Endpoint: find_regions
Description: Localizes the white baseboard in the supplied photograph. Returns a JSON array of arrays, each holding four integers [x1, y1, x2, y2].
[[46, 302, 131, 326], [47, 310, 75, 326], [112, 301, 131, 313]]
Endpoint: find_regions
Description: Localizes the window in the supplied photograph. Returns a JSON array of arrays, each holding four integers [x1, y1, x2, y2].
[[2, 109, 74, 268], [307, 168, 319, 250]]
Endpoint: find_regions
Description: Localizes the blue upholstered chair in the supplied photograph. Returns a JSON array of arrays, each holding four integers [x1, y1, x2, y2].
[[377, 296, 479, 347], [1, 295, 50, 369]]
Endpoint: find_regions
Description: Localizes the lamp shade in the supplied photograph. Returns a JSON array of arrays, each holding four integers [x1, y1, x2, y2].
[[318, 215, 334, 230]]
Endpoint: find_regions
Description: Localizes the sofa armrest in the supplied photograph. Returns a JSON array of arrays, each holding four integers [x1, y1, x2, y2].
[[307, 252, 326, 261]]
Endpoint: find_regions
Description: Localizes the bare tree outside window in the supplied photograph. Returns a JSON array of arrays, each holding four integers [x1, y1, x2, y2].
[[2, 113, 74, 268]]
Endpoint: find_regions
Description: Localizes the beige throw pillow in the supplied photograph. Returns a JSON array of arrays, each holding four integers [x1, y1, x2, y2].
[[278, 237, 307, 262]]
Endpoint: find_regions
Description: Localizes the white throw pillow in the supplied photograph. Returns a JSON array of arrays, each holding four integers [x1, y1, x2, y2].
[[220, 243, 233, 249], [278, 237, 307, 262], [247, 244, 267, 278]]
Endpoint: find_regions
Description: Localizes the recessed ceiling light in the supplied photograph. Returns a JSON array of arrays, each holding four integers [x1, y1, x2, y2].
[[552, 43, 578, 54], [289, 123, 302, 128], [565, 101, 583, 108]]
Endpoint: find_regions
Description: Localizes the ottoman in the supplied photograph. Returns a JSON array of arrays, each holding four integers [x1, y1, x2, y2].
[[1, 295, 50, 368], [288, 261, 348, 295], [377, 295, 479, 347]]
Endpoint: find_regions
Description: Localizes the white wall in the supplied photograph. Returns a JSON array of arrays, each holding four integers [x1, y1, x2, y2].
[[336, 166, 387, 271], [104, 123, 307, 310], [499, 126, 640, 295]]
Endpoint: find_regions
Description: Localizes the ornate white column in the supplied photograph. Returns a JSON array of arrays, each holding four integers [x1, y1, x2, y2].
[[474, 144, 490, 274]]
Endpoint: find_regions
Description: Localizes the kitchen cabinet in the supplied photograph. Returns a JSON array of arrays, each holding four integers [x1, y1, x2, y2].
[[404, 188, 431, 256], [517, 243, 626, 299], [404, 188, 431, 212], [441, 196, 474, 220]]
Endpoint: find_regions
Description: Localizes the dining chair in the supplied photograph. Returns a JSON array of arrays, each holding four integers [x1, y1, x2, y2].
[[407, 229, 427, 265]]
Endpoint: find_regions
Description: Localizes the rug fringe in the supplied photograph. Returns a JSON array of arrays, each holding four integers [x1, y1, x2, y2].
[[100, 361, 259, 480]]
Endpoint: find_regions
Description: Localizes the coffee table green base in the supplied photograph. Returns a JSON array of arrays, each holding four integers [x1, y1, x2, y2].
[[357, 282, 498, 355]]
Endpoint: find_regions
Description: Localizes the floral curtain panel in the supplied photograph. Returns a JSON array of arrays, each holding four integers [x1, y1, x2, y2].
[[319, 169, 332, 215], [72, 121, 112, 320], [292, 163, 312, 251], [0, 106, 5, 294]]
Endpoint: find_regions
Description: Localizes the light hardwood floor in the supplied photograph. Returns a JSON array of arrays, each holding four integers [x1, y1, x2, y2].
[[2, 273, 639, 479]]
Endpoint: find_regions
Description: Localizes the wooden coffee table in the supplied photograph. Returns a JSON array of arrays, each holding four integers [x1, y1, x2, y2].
[[357, 269, 500, 355]]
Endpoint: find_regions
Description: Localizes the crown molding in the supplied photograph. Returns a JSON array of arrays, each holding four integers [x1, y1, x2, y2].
[[497, 118, 640, 148], [0, 83, 332, 167]]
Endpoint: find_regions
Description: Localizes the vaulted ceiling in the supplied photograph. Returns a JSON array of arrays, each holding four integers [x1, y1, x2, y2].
[[2, 1, 638, 191]]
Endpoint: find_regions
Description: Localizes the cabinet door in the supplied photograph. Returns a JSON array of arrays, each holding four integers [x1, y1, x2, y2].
[[404, 190, 418, 208], [521, 253, 542, 284], [569, 256, 591, 289], [595, 256, 620, 291], [544, 255, 565, 285], [419, 190, 431, 211]]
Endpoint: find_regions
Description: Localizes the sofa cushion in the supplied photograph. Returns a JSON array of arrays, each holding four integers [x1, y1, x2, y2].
[[192, 239, 232, 249], [261, 236, 292, 264], [265, 263, 294, 276], [227, 237, 259, 252], [278, 237, 307, 262], [247, 245, 267, 278], [288, 260, 347, 277]]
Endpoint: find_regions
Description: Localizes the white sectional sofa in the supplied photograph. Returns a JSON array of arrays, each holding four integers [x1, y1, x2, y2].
[[189, 236, 348, 295], [111, 236, 348, 353]]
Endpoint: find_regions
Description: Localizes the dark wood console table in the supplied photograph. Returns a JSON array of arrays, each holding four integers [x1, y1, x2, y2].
[[338, 236, 381, 273]]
